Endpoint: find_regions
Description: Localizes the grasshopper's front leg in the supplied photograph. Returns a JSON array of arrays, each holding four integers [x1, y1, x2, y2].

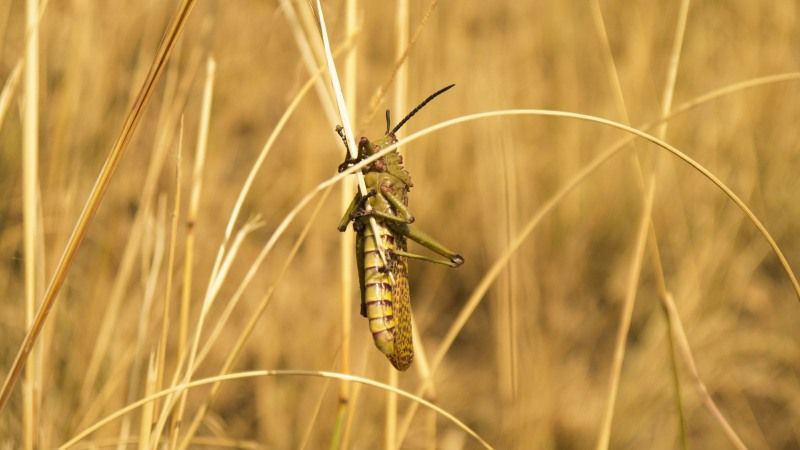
[[338, 192, 361, 232], [338, 190, 382, 232], [380, 188, 414, 224]]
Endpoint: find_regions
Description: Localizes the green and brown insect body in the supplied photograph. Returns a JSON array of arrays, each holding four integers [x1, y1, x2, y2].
[[339, 133, 415, 370], [337, 85, 463, 371], [359, 212, 413, 370]]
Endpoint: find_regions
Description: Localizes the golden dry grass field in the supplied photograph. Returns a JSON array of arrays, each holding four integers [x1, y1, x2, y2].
[[1, 1, 799, 449]]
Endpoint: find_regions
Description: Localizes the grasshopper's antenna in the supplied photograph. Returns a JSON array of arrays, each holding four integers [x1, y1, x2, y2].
[[389, 84, 455, 135], [385, 109, 391, 135]]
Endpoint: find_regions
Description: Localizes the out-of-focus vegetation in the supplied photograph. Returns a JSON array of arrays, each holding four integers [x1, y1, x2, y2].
[[1, 1, 799, 448]]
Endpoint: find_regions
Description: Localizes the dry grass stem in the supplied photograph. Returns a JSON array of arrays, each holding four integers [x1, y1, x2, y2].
[[591, 1, 692, 447], [60, 371, 492, 450], [364, 0, 438, 125], [0, 60, 22, 127], [663, 293, 748, 449], [169, 55, 216, 445], [595, 178, 656, 449], [393, 86, 798, 444], [155, 119, 184, 419], [177, 186, 334, 449], [22, 0, 41, 447]]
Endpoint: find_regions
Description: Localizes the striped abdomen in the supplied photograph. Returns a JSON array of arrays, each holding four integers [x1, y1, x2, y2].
[[362, 223, 413, 371]]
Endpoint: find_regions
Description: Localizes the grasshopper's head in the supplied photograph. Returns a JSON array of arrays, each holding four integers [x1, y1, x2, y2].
[[337, 84, 454, 179], [356, 133, 399, 174], [358, 83, 456, 173]]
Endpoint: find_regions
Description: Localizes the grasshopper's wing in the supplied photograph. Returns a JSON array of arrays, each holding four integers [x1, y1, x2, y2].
[[387, 237, 413, 371]]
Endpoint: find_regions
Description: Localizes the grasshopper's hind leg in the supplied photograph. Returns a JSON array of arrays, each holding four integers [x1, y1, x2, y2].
[[395, 225, 464, 267]]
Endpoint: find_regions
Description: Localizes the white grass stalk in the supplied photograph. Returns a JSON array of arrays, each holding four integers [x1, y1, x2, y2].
[[339, 0, 359, 415], [314, 0, 393, 280]]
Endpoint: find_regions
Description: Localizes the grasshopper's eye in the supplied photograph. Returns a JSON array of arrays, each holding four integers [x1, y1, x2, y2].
[[360, 137, 378, 155]]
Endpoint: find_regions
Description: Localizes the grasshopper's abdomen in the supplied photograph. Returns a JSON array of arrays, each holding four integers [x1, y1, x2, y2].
[[363, 223, 413, 371]]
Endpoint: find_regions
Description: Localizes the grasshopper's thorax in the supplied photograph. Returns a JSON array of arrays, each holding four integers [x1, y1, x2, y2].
[[358, 134, 413, 191]]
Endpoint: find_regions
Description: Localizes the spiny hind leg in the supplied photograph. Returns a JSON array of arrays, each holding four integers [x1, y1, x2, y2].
[[390, 248, 459, 267], [396, 224, 464, 267]]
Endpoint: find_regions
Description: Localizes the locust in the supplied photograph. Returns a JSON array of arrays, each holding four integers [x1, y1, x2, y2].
[[336, 84, 464, 371]]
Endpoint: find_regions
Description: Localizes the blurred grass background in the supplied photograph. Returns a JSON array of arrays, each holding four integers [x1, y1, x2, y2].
[[1, 0, 799, 448]]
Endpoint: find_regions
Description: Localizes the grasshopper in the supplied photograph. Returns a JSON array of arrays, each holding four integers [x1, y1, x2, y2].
[[337, 84, 464, 371]]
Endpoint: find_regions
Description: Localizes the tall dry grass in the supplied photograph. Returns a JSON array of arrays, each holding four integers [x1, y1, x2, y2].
[[1, 1, 799, 448]]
